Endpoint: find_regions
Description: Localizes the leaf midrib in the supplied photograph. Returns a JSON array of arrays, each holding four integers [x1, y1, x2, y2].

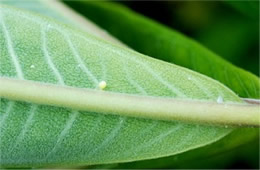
[[0, 77, 259, 127]]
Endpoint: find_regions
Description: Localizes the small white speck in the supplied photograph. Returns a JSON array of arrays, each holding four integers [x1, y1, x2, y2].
[[30, 64, 35, 69], [217, 96, 223, 103], [46, 24, 51, 30], [187, 77, 192, 80], [98, 81, 107, 90]]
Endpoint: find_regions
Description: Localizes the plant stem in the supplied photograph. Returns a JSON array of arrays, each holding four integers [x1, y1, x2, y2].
[[0, 77, 259, 127]]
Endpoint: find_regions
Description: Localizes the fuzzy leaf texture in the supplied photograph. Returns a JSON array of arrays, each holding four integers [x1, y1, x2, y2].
[[0, 0, 124, 45], [64, 1, 260, 99], [0, 5, 255, 168]]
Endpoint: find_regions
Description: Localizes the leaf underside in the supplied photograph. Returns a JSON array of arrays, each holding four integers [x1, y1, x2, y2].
[[65, 1, 260, 99], [0, 5, 244, 167]]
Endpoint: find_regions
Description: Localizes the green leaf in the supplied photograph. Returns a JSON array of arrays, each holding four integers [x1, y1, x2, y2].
[[224, 1, 259, 20], [196, 16, 259, 75], [64, 1, 260, 99], [0, 5, 257, 168], [101, 128, 259, 169], [0, 0, 124, 45], [1, 0, 72, 25]]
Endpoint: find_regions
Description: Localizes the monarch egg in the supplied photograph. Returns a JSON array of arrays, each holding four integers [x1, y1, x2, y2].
[[98, 81, 107, 90]]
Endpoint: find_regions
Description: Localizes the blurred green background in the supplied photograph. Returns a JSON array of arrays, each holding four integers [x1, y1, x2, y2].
[[121, 1, 259, 76]]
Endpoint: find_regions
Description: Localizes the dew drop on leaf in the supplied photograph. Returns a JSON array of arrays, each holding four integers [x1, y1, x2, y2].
[[46, 24, 51, 30], [217, 96, 223, 103]]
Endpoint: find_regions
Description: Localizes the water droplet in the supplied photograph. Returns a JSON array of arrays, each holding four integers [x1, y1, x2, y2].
[[30, 64, 35, 69], [46, 24, 51, 30], [217, 96, 223, 103], [98, 81, 107, 90]]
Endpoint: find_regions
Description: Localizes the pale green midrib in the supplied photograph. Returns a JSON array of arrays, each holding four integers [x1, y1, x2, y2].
[[0, 78, 259, 127], [243, 98, 260, 104]]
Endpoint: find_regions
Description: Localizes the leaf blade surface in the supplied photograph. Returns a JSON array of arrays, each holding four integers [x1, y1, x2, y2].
[[64, 1, 260, 98], [0, 6, 249, 168]]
